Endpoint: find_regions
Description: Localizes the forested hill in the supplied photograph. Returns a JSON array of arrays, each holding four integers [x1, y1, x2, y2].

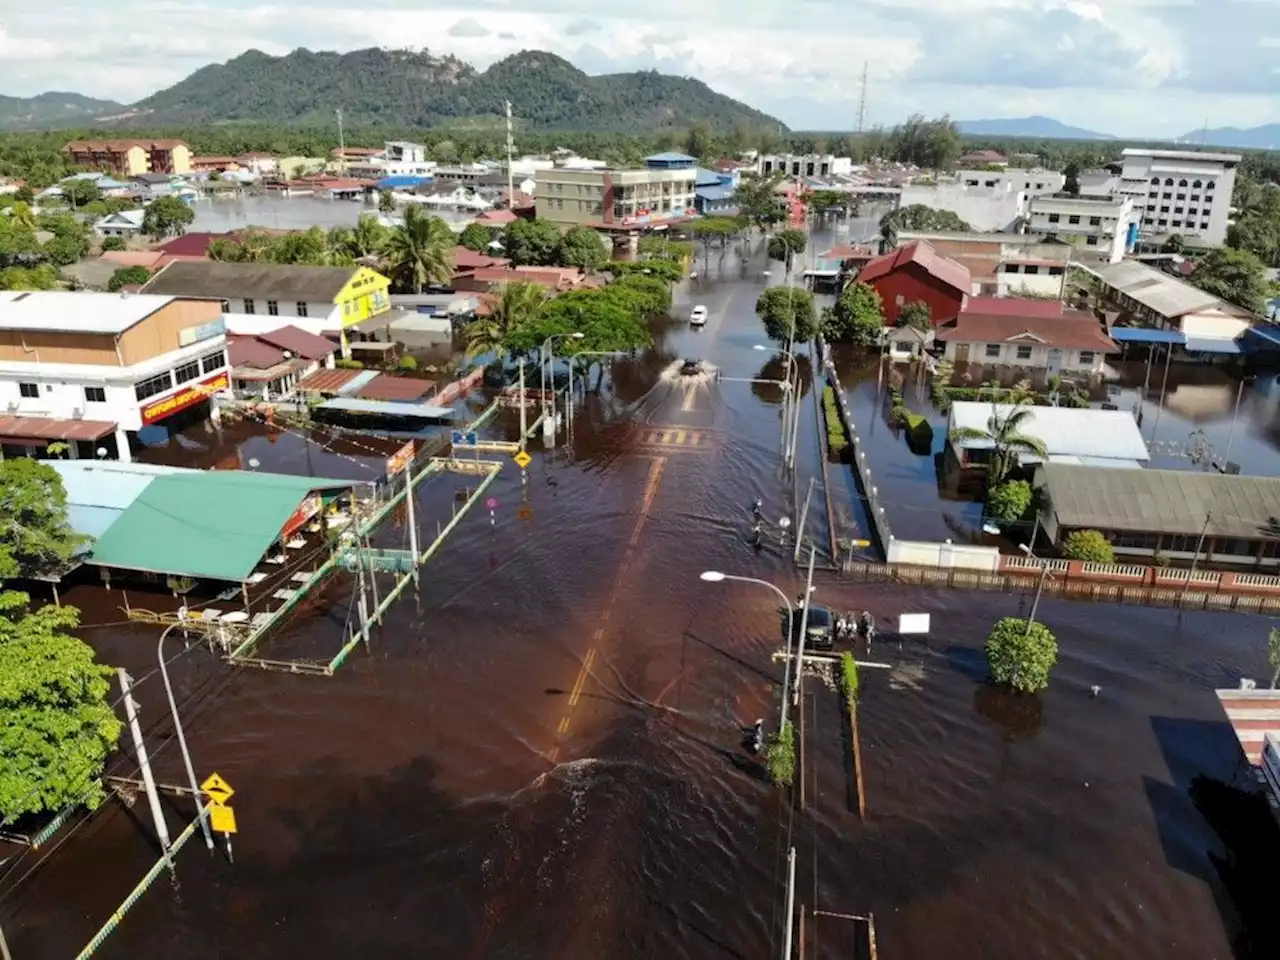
[[122, 47, 782, 132], [0, 92, 127, 131]]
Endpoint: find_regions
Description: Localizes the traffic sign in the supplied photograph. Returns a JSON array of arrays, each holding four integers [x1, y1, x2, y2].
[[209, 804, 238, 834], [485, 497, 498, 510], [517, 504, 533, 521], [201, 772, 235, 805], [513, 450, 532, 469], [451, 430, 478, 447]]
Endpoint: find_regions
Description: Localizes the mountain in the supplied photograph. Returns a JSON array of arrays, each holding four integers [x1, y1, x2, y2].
[[114, 47, 783, 132], [956, 116, 1114, 140], [1174, 124, 1280, 150], [0, 92, 127, 131]]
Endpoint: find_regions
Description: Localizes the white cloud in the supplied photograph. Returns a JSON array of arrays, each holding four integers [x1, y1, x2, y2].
[[0, 0, 1274, 137]]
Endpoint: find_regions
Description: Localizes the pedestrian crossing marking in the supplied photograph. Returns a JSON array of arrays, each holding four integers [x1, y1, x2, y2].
[[639, 428, 709, 449]]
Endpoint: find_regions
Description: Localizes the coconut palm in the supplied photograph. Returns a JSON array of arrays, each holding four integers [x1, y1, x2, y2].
[[464, 281, 548, 360], [345, 213, 390, 261], [383, 205, 454, 293], [949, 402, 1047, 483]]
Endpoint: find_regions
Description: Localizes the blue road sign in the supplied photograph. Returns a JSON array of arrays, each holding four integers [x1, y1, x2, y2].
[[451, 430, 478, 446]]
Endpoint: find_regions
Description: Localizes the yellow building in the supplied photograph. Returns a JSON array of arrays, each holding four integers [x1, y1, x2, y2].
[[141, 262, 391, 357], [63, 139, 192, 176]]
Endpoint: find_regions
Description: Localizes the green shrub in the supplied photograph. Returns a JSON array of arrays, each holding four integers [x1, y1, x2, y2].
[[335, 357, 365, 370], [986, 617, 1058, 693], [822, 385, 849, 459], [903, 412, 934, 454], [841, 651, 859, 704], [397, 355, 419, 372], [987, 480, 1032, 524], [764, 722, 796, 787], [101, 236, 126, 251], [1061, 529, 1115, 563]]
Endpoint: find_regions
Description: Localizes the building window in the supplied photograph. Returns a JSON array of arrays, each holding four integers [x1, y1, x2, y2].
[[1068, 215, 1081, 225], [84, 386, 106, 403], [1089, 216, 1101, 226], [267, 300, 279, 316], [1178, 179, 1188, 187], [220, 299, 231, 313], [1047, 213, 1060, 224], [135, 371, 173, 401], [1164, 178, 1174, 187], [984, 343, 1001, 358], [244, 298, 256, 314], [1079, 351, 1095, 365], [1015, 345, 1033, 360], [18, 382, 38, 399], [174, 359, 201, 384], [1086, 236, 1098, 246], [1024, 265, 1040, 275], [201, 350, 226, 374], [296, 302, 309, 317], [1206, 181, 1215, 191]]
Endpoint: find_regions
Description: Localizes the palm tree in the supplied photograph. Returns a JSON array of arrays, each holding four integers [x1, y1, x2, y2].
[[346, 213, 389, 261], [949, 402, 1047, 483], [464, 281, 548, 360], [383, 205, 454, 293]]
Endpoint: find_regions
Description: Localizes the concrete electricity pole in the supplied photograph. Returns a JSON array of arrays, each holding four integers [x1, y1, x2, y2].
[[505, 101, 516, 209], [117, 669, 174, 871]]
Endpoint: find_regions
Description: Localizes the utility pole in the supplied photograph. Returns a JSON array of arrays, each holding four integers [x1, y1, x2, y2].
[[1181, 511, 1214, 604], [518, 357, 528, 448], [157, 624, 213, 851], [353, 536, 371, 648], [781, 846, 798, 960], [0, 919, 11, 960], [335, 109, 347, 175], [118, 669, 174, 871], [790, 546, 817, 714], [505, 101, 516, 209], [405, 464, 419, 579], [794, 477, 815, 562]]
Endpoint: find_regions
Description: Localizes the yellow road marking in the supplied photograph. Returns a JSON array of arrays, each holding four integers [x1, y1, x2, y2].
[[558, 715, 571, 734], [568, 648, 597, 706], [674, 429, 687, 446]]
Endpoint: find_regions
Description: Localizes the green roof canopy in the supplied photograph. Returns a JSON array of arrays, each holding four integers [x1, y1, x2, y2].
[[88, 470, 356, 582]]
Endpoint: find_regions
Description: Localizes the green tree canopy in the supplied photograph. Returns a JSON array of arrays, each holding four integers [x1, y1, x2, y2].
[[142, 196, 195, 239], [735, 173, 787, 231], [1061, 529, 1115, 563], [503, 218, 562, 267], [0, 458, 87, 577], [880, 204, 972, 236], [107, 265, 152, 291], [1267, 627, 1280, 690], [100, 236, 127, 252], [767, 228, 807, 263], [756, 285, 818, 343], [609, 258, 684, 284], [466, 280, 548, 359], [1190, 246, 1272, 314], [42, 233, 88, 267], [383, 205, 454, 293], [822, 281, 885, 345], [61, 179, 101, 208], [949, 403, 1047, 483], [556, 226, 609, 272], [898, 299, 932, 331], [985, 617, 1058, 694], [889, 114, 962, 170], [458, 221, 494, 253], [986, 480, 1032, 524]]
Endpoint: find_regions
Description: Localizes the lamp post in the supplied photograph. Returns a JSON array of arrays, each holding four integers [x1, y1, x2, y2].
[[701, 571, 796, 732], [1019, 543, 1050, 637], [158, 620, 215, 851], [755, 344, 798, 457], [540, 332, 584, 419]]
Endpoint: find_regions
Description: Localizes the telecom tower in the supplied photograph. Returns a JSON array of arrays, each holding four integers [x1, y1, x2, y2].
[[856, 62, 868, 136], [505, 101, 515, 208]]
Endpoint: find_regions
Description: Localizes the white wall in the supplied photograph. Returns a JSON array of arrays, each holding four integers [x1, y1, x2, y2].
[[898, 181, 1027, 232], [942, 340, 1105, 374], [221, 302, 340, 336], [887, 538, 1001, 571], [958, 169, 1064, 196], [1117, 151, 1237, 247], [996, 265, 1066, 298]]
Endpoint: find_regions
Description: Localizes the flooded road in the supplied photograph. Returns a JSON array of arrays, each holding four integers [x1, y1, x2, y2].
[[2, 235, 1278, 959]]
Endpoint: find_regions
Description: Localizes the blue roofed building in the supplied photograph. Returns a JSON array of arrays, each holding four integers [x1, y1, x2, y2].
[[644, 152, 697, 170], [48, 460, 190, 554], [694, 168, 740, 216], [375, 175, 433, 191]]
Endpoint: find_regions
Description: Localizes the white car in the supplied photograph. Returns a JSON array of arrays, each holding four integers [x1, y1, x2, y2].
[[690, 305, 708, 326]]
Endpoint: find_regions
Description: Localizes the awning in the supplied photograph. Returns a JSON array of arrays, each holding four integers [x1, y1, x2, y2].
[[317, 397, 452, 419], [1183, 336, 1242, 355], [1108, 327, 1186, 345], [324, 311, 399, 336], [0, 415, 117, 444]]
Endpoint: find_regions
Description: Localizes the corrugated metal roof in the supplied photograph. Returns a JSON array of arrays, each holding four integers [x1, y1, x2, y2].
[[298, 368, 363, 394], [318, 397, 452, 418], [0, 415, 117, 443], [1039, 464, 1280, 539], [256, 325, 338, 361], [1215, 689, 1280, 765], [948, 403, 1149, 463], [144, 260, 364, 303], [858, 241, 972, 296], [88, 470, 354, 582], [50, 460, 190, 545], [1109, 327, 1186, 344], [1096, 260, 1241, 320], [356, 375, 436, 402], [1184, 335, 1242, 355], [0, 292, 177, 334]]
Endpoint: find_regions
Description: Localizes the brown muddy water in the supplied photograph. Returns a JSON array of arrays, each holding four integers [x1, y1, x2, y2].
[[2, 239, 1278, 959]]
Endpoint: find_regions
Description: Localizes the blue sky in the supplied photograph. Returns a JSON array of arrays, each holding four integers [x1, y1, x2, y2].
[[2, 0, 1277, 136]]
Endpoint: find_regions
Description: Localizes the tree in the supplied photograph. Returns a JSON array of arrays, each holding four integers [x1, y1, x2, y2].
[[503, 218, 562, 267], [556, 226, 608, 271], [763, 721, 796, 787], [609, 258, 684, 284], [880, 204, 971, 236], [377, 190, 395, 214], [465, 280, 548, 359], [734, 173, 786, 232], [100, 236, 127, 252], [43, 233, 88, 266], [1161, 234, 1185, 254], [986, 480, 1032, 524], [142, 196, 195, 239], [888, 114, 961, 170], [948, 403, 1047, 483], [107, 265, 151, 291], [61, 178, 101, 209], [898, 299, 932, 331], [0, 458, 87, 577], [822, 281, 885, 345], [1268, 627, 1280, 690], [383, 205, 454, 293], [339, 214, 390, 261], [756, 285, 818, 343], [458, 221, 494, 253], [1063, 161, 1081, 197], [684, 122, 714, 159], [1190, 246, 1271, 314], [1061, 529, 1115, 564], [767, 228, 807, 264], [985, 617, 1058, 694]]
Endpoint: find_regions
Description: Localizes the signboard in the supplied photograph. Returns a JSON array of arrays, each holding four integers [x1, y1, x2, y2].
[[280, 493, 321, 540], [140, 372, 229, 426], [201, 772, 235, 805], [209, 804, 238, 834], [385, 440, 415, 478], [451, 430, 478, 447], [178, 317, 227, 347], [513, 450, 532, 469], [897, 614, 931, 635], [517, 503, 533, 521]]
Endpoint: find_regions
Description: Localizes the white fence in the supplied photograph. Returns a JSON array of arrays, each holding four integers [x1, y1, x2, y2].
[[887, 538, 1001, 572]]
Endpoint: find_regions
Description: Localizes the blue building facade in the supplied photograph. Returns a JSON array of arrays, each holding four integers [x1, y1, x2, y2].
[[694, 167, 740, 216]]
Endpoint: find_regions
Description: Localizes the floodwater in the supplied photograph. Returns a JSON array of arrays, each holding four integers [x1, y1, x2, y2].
[[190, 194, 475, 234], [2, 230, 1279, 960]]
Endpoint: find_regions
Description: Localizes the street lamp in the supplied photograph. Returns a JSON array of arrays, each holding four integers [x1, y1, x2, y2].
[[1018, 543, 1051, 636], [541, 332, 585, 416], [700, 571, 796, 731], [158, 620, 214, 851], [754, 344, 799, 456]]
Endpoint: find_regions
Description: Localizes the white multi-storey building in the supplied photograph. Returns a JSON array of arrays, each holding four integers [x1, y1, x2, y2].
[[756, 154, 853, 178], [1026, 194, 1137, 263], [0, 292, 230, 462], [1115, 148, 1241, 247]]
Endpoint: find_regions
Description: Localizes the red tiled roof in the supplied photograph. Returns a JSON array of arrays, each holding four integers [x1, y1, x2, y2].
[[959, 150, 1006, 163], [156, 232, 230, 257], [64, 138, 187, 151], [475, 209, 518, 226], [964, 296, 1064, 317], [357, 375, 437, 402], [858, 241, 972, 296], [468, 267, 581, 290], [99, 251, 166, 269], [331, 147, 381, 157], [256, 325, 338, 361], [936, 311, 1116, 351], [299, 368, 363, 393], [0, 415, 116, 443], [228, 335, 287, 369], [453, 246, 509, 270], [712, 158, 747, 172], [822, 244, 875, 260]]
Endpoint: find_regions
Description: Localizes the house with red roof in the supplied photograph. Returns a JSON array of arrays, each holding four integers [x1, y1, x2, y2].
[[935, 306, 1116, 375], [856, 241, 974, 326], [227, 325, 339, 399]]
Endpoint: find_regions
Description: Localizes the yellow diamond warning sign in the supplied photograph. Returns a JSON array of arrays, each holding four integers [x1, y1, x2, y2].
[[514, 450, 532, 469], [201, 772, 235, 805]]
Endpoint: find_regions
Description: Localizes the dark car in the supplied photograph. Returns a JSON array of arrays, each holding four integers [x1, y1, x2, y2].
[[680, 359, 702, 376], [789, 604, 834, 650]]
